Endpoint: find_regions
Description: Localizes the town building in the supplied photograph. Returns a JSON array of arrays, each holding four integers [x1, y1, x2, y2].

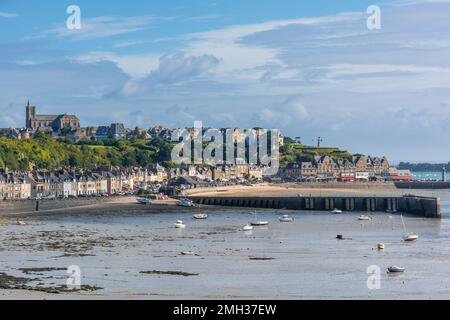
[[25, 101, 80, 131]]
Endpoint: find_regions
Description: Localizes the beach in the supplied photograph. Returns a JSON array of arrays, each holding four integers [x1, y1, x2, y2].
[[0, 184, 449, 300]]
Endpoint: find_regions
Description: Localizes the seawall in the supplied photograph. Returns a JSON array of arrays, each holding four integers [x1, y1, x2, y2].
[[189, 194, 441, 218], [395, 181, 450, 190]]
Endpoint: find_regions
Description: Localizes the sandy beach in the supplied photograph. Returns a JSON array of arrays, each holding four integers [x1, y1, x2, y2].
[[185, 183, 402, 198]]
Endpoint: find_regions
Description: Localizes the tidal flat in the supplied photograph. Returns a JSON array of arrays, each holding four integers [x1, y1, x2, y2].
[[0, 190, 449, 300]]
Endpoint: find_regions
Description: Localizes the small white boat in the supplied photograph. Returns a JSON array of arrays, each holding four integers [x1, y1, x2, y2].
[[17, 221, 27, 226], [331, 209, 343, 214], [401, 215, 418, 242], [388, 265, 405, 273], [137, 197, 151, 205], [177, 199, 195, 207], [193, 214, 208, 220], [358, 215, 372, 221], [174, 220, 186, 229], [181, 251, 196, 256], [404, 234, 419, 242], [279, 215, 294, 222], [377, 243, 385, 250], [251, 221, 269, 226], [243, 224, 253, 231], [251, 211, 269, 226]]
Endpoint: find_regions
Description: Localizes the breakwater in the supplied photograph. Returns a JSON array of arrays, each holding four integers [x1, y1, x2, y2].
[[395, 181, 450, 190], [189, 194, 441, 218]]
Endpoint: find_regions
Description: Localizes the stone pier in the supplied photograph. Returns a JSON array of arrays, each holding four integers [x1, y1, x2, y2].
[[188, 195, 441, 218]]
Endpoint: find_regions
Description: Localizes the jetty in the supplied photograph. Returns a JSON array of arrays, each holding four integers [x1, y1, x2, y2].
[[188, 194, 441, 218]]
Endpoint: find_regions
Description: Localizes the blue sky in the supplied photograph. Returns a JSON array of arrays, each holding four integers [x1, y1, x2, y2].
[[1, 0, 450, 162]]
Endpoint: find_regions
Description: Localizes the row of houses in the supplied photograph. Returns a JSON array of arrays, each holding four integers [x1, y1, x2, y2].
[[281, 155, 390, 181], [0, 163, 265, 200]]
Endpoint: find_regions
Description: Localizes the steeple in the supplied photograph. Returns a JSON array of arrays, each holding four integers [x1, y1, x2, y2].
[[25, 100, 36, 129]]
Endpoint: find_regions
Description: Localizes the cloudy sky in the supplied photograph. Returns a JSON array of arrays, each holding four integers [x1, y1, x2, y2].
[[1, 0, 450, 162]]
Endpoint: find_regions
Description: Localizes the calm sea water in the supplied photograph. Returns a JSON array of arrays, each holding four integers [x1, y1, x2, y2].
[[413, 171, 449, 181]]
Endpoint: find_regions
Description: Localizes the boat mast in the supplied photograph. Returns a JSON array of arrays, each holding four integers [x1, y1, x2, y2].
[[401, 214, 407, 234]]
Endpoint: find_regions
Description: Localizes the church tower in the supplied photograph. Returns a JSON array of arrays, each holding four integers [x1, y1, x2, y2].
[[26, 100, 35, 129]]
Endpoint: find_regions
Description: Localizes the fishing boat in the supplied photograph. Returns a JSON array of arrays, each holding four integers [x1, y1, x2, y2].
[[388, 265, 405, 273], [242, 224, 253, 231], [137, 197, 151, 205], [193, 214, 208, 220], [279, 215, 294, 222], [177, 198, 195, 207], [174, 220, 186, 229], [331, 209, 343, 214], [401, 215, 419, 242], [358, 215, 372, 221]]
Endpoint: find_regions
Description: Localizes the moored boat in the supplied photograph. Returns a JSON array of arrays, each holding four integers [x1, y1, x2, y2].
[[401, 215, 419, 242], [242, 224, 253, 231], [331, 209, 343, 214], [388, 265, 405, 273], [358, 215, 372, 221], [137, 197, 151, 205], [181, 251, 196, 256], [193, 214, 208, 220], [174, 220, 186, 229], [177, 198, 195, 207], [251, 211, 269, 226], [279, 215, 294, 222], [404, 234, 419, 242], [251, 221, 269, 226]]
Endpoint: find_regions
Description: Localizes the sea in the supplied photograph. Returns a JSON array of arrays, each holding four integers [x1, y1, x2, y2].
[[413, 171, 449, 181]]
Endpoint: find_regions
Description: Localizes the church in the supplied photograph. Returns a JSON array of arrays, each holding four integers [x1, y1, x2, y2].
[[25, 100, 80, 131]]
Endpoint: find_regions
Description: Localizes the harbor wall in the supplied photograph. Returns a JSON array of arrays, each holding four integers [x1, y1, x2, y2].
[[395, 181, 450, 190], [189, 195, 441, 218]]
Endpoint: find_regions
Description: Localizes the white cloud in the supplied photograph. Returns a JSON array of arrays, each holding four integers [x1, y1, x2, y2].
[[72, 51, 160, 79], [149, 53, 220, 84], [0, 11, 17, 18], [187, 14, 222, 22], [182, 12, 364, 77], [42, 15, 155, 40], [259, 97, 309, 128]]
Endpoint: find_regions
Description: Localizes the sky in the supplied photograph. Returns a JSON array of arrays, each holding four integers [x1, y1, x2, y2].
[[1, 0, 450, 162]]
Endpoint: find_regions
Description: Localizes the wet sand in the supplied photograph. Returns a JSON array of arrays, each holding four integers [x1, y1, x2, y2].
[[0, 197, 177, 218], [0, 189, 449, 300]]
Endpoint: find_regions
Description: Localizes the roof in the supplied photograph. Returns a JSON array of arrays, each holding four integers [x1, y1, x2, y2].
[[33, 115, 58, 121]]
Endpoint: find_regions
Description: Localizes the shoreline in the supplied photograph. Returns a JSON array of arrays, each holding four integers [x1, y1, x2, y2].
[[0, 183, 444, 219]]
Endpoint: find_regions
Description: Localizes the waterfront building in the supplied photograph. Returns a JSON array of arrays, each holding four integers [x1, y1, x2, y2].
[[103, 172, 122, 195], [0, 174, 32, 200], [77, 174, 97, 195], [389, 168, 413, 181], [29, 172, 51, 198], [146, 164, 169, 183]]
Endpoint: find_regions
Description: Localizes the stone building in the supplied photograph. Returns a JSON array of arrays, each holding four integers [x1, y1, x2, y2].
[[25, 100, 80, 131]]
